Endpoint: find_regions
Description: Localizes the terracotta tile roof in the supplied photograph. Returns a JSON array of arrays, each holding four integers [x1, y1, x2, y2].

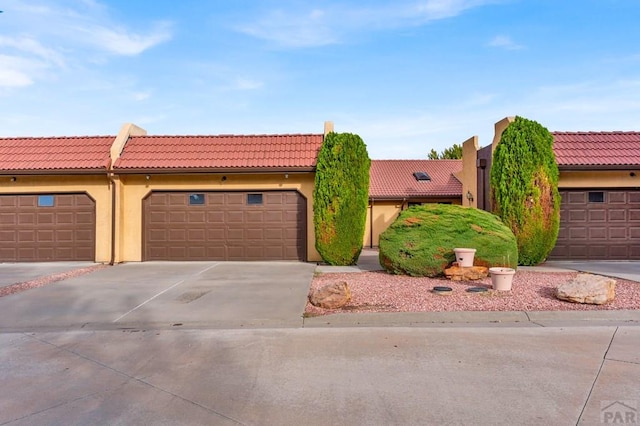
[[0, 136, 113, 173], [369, 159, 463, 199], [552, 132, 640, 167], [113, 134, 324, 171]]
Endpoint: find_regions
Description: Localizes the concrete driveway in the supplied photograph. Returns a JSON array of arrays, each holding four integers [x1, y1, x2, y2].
[[0, 261, 316, 331]]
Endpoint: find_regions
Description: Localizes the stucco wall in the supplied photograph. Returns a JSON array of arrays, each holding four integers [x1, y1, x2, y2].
[[364, 198, 462, 248], [115, 172, 320, 262], [0, 174, 113, 263], [559, 170, 640, 188]]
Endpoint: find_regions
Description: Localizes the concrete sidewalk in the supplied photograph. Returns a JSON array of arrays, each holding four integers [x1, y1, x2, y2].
[[1, 326, 638, 425]]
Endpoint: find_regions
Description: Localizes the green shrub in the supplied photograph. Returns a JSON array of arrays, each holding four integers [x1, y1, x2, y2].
[[379, 204, 518, 277], [313, 132, 371, 265], [490, 116, 560, 265]]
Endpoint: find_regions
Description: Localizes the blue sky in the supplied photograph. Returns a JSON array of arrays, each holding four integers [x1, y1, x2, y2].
[[1, 0, 639, 159]]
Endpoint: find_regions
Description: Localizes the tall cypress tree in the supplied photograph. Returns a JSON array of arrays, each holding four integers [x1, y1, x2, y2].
[[490, 116, 560, 265], [313, 132, 371, 265]]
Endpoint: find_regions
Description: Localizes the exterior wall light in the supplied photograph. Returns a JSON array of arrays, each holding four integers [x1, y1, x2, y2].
[[466, 191, 474, 202], [10, 176, 17, 182]]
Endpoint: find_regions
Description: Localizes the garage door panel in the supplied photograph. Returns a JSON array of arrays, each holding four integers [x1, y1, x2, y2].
[[18, 197, 36, 207], [57, 230, 74, 242], [226, 211, 244, 222], [246, 211, 263, 223], [169, 229, 187, 241], [569, 228, 587, 239], [227, 228, 244, 240], [170, 211, 187, 223], [168, 194, 186, 206], [144, 191, 306, 261], [609, 227, 627, 239], [207, 228, 224, 239], [550, 190, 638, 260], [246, 228, 264, 239], [588, 210, 606, 221], [226, 194, 244, 205], [588, 228, 606, 239], [37, 230, 54, 242], [568, 210, 587, 222], [188, 246, 206, 258], [188, 211, 206, 223], [0, 230, 15, 242], [568, 192, 586, 204], [588, 246, 608, 258], [187, 229, 206, 241], [207, 211, 224, 222], [609, 246, 629, 258], [608, 209, 626, 221], [37, 212, 55, 224], [18, 230, 36, 242], [610, 192, 628, 203], [18, 213, 36, 225], [265, 211, 283, 222]]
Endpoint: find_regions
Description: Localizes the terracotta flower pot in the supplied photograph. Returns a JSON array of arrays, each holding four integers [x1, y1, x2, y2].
[[489, 267, 516, 291]]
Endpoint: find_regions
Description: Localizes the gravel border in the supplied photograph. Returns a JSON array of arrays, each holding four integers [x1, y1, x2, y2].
[[0, 264, 110, 298], [306, 270, 640, 316]]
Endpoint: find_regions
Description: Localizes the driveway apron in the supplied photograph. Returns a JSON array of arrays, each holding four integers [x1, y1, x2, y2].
[[0, 261, 316, 331]]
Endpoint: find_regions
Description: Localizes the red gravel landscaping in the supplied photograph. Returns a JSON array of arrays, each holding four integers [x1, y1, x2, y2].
[[0, 264, 110, 298], [305, 270, 640, 316]]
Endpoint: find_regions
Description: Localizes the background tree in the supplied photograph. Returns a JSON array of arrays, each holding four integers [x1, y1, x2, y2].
[[490, 116, 560, 265], [428, 143, 463, 159], [313, 132, 371, 265]]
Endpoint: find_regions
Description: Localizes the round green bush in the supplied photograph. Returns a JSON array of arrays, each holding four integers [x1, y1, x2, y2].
[[379, 204, 518, 277]]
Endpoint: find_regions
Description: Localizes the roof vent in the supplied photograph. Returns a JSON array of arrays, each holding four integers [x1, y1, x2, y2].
[[413, 171, 431, 181]]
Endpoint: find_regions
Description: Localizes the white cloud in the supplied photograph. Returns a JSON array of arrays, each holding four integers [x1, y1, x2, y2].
[[132, 91, 151, 101], [236, 0, 501, 48], [0, 66, 34, 88], [0, 0, 173, 91], [233, 78, 264, 91], [487, 35, 524, 50], [83, 22, 172, 56], [416, 0, 492, 20], [236, 8, 337, 48], [0, 54, 50, 88]]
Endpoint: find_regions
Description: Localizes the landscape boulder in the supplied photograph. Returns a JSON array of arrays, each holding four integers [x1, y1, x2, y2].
[[556, 273, 616, 305], [444, 264, 489, 281], [309, 282, 351, 309]]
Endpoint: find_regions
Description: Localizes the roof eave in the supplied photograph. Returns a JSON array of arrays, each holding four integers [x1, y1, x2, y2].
[[111, 166, 316, 175], [370, 194, 462, 200], [0, 168, 109, 176], [559, 164, 639, 171]]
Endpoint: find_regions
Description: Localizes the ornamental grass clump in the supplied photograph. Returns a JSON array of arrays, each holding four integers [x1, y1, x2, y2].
[[379, 204, 518, 277]]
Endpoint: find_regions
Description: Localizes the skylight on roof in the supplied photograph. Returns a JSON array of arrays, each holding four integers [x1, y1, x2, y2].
[[413, 171, 431, 181]]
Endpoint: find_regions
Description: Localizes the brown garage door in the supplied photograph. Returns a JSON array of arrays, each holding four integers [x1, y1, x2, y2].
[[0, 193, 96, 262], [143, 191, 306, 261], [549, 189, 640, 260]]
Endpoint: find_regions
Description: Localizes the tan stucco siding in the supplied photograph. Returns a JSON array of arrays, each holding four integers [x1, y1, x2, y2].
[[0, 175, 113, 262], [456, 136, 479, 208], [365, 198, 462, 247], [115, 173, 320, 262], [559, 170, 640, 188]]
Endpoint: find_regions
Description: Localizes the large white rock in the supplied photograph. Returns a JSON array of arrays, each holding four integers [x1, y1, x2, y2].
[[556, 273, 616, 305]]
